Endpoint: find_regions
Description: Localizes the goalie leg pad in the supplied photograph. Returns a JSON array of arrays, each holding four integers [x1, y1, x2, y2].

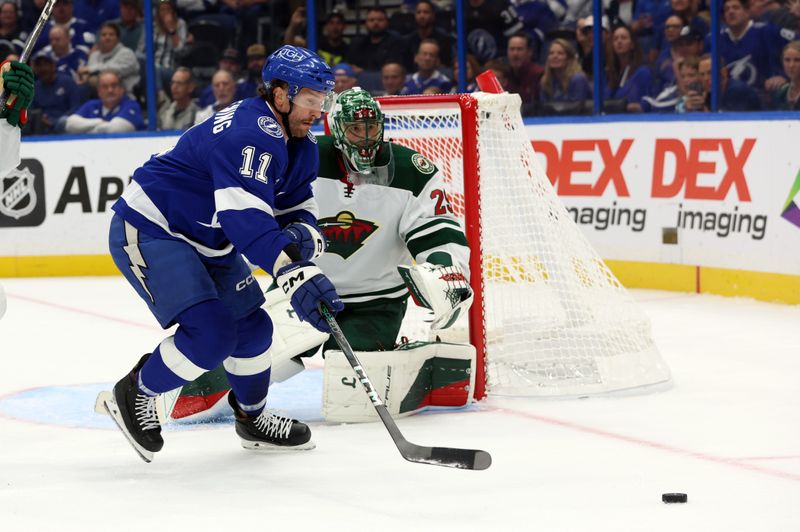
[[161, 290, 327, 423], [322, 342, 476, 423]]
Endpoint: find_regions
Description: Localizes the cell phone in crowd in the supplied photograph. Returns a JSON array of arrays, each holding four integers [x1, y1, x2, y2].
[[688, 81, 703, 93]]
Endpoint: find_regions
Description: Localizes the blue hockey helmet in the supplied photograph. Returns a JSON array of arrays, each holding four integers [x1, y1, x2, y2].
[[262, 45, 336, 111]]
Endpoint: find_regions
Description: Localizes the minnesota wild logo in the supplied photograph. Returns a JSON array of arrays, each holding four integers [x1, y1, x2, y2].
[[318, 211, 378, 259]]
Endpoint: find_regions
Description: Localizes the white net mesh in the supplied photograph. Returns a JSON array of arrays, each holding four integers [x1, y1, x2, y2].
[[380, 93, 671, 397]]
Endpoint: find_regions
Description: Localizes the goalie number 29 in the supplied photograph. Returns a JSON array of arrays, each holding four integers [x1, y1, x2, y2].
[[431, 189, 454, 215]]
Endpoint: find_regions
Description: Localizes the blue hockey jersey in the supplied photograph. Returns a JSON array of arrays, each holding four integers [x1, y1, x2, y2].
[[112, 97, 320, 275], [714, 21, 795, 87]]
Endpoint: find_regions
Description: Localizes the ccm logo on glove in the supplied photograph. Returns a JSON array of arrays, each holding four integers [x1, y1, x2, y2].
[[280, 271, 305, 293]]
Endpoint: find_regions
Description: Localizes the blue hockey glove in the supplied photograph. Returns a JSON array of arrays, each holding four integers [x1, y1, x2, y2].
[[275, 260, 343, 332], [284, 222, 326, 261]]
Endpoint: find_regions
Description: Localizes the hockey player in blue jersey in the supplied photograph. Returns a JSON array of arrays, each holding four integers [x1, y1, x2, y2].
[[103, 45, 343, 462]]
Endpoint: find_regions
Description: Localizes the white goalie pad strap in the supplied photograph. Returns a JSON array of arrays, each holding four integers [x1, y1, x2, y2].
[[397, 262, 474, 330], [322, 342, 476, 423], [223, 350, 272, 376], [159, 336, 207, 381]]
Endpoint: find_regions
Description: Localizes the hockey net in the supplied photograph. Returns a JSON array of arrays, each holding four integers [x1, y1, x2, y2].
[[378, 92, 671, 399]]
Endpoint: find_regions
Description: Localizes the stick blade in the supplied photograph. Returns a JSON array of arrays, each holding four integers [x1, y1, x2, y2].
[[400, 442, 492, 470]]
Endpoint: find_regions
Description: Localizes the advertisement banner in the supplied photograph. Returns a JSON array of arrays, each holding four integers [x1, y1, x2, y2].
[[528, 120, 800, 276], [3, 119, 800, 278], [2, 135, 178, 257]]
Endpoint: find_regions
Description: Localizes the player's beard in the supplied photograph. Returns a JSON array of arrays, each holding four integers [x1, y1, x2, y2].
[[287, 110, 314, 139]]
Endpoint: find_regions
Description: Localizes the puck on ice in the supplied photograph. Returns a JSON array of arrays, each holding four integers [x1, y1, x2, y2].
[[662, 493, 688, 503]]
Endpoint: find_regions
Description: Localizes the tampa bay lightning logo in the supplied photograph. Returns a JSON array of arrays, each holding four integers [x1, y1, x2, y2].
[[276, 47, 305, 62], [258, 116, 283, 138], [307, 131, 318, 144], [727, 55, 757, 87]]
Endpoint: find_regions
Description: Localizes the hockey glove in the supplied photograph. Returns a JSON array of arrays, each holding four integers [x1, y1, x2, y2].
[[276, 260, 343, 333], [0, 61, 34, 129], [398, 262, 473, 330], [283, 222, 326, 261]]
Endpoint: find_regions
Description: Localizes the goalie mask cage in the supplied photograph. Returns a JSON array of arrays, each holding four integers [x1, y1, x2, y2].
[[377, 92, 671, 400]]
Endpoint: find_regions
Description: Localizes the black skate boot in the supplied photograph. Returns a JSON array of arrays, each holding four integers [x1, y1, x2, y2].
[[104, 354, 164, 462], [228, 391, 315, 451]]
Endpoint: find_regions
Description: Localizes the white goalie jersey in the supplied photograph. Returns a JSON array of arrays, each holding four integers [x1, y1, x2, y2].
[[0, 121, 21, 178], [312, 135, 470, 304]]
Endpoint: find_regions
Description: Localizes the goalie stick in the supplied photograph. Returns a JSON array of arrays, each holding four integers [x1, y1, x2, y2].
[[0, 0, 56, 109], [319, 304, 492, 471]]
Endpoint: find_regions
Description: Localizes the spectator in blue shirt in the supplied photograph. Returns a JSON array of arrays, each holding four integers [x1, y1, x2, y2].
[[718, 0, 792, 91], [30, 50, 83, 133], [73, 0, 120, 34], [604, 24, 655, 112], [698, 53, 764, 110], [654, 15, 686, 89], [540, 38, 591, 103], [43, 24, 88, 83], [34, 0, 95, 54], [402, 38, 453, 95], [660, 0, 709, 50], [65, 69, 144, 133]]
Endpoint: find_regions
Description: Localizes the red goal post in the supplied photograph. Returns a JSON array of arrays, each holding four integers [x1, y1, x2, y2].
[[376, 94, 487, 398], [376, 92, 672, 401]]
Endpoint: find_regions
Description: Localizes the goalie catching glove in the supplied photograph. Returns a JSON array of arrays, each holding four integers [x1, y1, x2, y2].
[[283, 222, 326, 261], [398, 262, 473, 330], [276, 260, 343, 333]]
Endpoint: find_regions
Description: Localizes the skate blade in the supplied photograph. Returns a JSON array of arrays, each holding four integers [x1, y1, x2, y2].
[[240, 439, 316, 452], [94, 390, 112, 414], [103, 395, 155, 463]]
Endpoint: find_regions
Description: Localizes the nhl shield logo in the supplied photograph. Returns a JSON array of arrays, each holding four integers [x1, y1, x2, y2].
[[0, 159, 46, 227], [1, 166, 37, 219]]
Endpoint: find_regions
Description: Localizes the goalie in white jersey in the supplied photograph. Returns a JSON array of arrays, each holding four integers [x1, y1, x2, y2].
[[170, 88, 477, 423]]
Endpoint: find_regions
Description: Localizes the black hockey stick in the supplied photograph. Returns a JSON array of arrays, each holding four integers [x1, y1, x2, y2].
[[0, 0, 56, 109], [319, 304, 492, 470]]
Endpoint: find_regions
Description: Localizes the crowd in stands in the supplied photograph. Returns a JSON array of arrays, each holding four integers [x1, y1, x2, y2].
[[1, 0, 797, 136]]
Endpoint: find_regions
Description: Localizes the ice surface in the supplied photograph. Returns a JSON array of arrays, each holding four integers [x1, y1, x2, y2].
[[0, 277, 798, 531]]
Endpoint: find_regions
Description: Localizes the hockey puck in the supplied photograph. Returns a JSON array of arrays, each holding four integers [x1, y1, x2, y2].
[[662, 493, 688, 503]]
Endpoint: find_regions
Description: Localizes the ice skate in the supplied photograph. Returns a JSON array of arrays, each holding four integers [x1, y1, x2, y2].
[[104, 354, 163, 462], [228, 392, 315, 451]]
